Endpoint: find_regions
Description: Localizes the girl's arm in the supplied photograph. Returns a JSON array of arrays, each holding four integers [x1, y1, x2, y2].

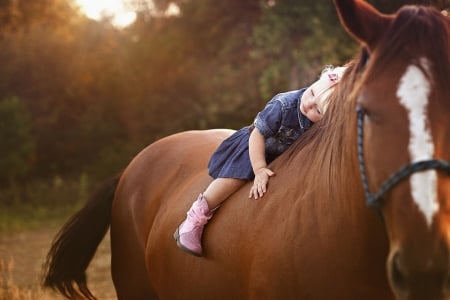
[[248, 128, 275, 199]]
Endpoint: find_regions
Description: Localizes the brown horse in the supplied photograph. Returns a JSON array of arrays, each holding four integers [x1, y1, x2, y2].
[[43, 0, 450, 299]]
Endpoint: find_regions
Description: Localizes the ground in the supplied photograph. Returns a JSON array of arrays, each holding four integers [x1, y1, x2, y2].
[[0, 227, 117, 300]]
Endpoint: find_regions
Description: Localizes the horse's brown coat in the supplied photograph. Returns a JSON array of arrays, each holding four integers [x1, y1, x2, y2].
[[43, 0, 450, 299]]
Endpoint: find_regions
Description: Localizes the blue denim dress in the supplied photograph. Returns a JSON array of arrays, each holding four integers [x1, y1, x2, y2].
[[208, 88, 312, 180]]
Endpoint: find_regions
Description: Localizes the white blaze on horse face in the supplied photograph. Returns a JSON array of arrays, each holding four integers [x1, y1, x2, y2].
[[396, 59, 438, 226]]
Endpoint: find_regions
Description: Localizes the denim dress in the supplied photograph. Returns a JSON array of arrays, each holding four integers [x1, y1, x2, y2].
[[208, 88, 312, 180]]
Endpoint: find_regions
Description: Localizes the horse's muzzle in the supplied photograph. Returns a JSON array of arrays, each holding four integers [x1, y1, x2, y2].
[[387, 245, 450, 300]]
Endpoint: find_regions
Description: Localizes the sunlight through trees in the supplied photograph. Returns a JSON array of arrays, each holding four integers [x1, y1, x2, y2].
[[0, 0, 447, 189]]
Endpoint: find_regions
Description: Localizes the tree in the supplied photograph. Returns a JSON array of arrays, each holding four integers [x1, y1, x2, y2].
[[0, 96, 34, 184], [251, 0, 357, 102], [3, 0, 444, 184]]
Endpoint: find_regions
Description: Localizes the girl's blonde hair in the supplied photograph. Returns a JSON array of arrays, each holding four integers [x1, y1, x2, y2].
[[317, 65, 347, 112]]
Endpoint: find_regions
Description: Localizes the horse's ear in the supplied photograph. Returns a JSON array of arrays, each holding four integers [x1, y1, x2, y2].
[[333, 0, 392, 51]]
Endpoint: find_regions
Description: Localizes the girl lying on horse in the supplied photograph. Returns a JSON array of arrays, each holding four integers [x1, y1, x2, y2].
[[174, 65, 347, 257]]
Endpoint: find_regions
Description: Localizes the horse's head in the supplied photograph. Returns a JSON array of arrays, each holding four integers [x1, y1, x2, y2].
[[335, 0, 450, 298]]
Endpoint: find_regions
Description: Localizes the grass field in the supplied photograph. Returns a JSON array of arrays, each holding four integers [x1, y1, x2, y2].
[[0, 227, 117, 300], [0, 176, 119, 299]]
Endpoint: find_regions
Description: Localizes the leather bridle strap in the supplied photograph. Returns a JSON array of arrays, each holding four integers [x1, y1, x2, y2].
[[356, 107, 450, 208]]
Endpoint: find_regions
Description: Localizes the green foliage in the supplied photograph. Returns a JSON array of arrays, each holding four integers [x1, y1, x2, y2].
[[251, 0, 357, 100], [0, 96, 34, 183], [0, 175, 88, 231], [0, 0, 445, 190], [0, 174, 88, 206]]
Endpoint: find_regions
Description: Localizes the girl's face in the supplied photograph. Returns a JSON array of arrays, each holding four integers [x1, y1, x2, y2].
[[300, 76, 335, 122]]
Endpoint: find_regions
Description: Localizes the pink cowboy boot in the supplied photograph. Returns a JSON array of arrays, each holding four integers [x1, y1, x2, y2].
[[174, 193, 213, 257]]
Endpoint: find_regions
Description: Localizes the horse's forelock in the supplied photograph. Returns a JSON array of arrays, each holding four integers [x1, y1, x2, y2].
[[367, 5, 449, 88]]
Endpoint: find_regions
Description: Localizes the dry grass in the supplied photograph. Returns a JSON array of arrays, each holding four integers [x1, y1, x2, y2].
[[0, 228, 116, 300], [0, 258, 56, 300]]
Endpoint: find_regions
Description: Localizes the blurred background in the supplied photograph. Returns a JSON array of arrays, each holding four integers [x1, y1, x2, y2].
[[0, 0, 448, 299]]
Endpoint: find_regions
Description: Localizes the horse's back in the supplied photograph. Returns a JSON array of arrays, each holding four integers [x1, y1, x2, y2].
[[112, 128, 234, 241], [110, 129, 234, 299]]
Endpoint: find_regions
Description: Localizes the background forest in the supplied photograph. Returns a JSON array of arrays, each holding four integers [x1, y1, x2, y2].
[[0, 0, 448, 228]]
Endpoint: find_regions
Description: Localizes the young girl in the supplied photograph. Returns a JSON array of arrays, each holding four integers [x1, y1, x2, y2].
[[174, 66, 347, 257]]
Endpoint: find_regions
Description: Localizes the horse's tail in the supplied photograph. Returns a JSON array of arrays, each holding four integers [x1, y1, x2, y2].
[[43, 173, 121, 300]]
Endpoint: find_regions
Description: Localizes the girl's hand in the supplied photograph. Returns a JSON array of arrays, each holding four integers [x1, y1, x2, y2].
[[249, 167, 275, 199]]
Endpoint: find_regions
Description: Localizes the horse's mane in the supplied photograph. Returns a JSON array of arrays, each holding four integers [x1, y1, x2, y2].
[[271, 49, 369, 198], [367, 5, 449, 90], [272, 5, 449, 197]]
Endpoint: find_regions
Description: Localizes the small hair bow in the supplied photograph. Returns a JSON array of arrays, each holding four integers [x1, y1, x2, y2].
[[328, 73, 339, 83]]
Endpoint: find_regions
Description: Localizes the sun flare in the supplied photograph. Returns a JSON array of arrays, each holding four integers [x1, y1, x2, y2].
[[74, 0, 137, 28]]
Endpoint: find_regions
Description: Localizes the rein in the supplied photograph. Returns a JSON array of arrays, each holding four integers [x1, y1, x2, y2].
[[356, 107, 450, 208]]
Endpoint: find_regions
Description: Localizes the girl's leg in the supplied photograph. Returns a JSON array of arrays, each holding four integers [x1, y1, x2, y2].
[[203, 177, 247, 209], [174, 177, 246, 257]]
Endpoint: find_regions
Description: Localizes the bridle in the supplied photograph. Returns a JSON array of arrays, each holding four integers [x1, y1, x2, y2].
[[356, 107, 450, 209]]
